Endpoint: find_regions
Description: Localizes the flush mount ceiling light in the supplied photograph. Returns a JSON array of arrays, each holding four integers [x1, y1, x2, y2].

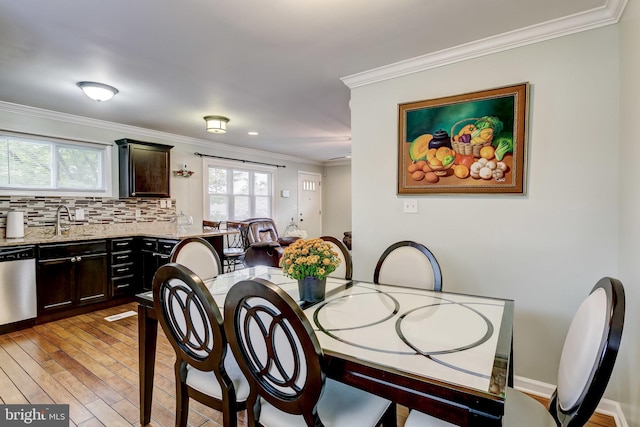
[[76, 81, 119, 102], [204, 115, 230, 134]]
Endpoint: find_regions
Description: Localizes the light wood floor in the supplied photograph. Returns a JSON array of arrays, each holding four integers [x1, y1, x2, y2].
[[0, 302, 616, 427]]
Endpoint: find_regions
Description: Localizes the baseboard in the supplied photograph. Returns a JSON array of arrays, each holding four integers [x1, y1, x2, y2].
[[514, 376, 628, 427]]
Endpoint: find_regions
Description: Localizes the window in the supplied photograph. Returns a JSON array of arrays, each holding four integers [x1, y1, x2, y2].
[[0, 133, 111, 195], [204, 159, 275, 221]]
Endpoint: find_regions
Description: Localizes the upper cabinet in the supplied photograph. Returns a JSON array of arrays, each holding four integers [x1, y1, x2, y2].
[[116, 139, 173, 198]]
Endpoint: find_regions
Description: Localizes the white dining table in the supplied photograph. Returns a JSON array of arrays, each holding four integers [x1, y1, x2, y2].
[[136, 265, 513, 426]]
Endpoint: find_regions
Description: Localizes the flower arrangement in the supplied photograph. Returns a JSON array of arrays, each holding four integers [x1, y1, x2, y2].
[[280, 238, 341, 280]]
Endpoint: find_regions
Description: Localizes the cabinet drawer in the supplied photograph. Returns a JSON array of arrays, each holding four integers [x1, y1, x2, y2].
[[111, 263, 135, 278], [111, 251, 134, 265], [38, 240, 107, 260], [112, 276, 137, 297], [111, 238, 134, 251], [157, 239, 178, 255], [140, 238, 157, 251]]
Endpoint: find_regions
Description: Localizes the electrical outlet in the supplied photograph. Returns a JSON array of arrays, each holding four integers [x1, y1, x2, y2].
[[167, 200, 172, 208], [403, 199, 418, 213], [135, 209, 142, 218], [75, 209, 85, 220]]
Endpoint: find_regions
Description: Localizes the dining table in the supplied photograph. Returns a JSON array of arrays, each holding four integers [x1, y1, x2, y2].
[[135, 265, 514, 427]]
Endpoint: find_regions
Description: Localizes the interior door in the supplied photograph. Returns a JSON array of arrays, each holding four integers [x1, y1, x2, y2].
[[298, 172, 322, 238]]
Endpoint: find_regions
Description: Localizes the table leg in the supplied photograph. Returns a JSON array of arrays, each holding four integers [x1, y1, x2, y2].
[[138, 304, 158, 426]]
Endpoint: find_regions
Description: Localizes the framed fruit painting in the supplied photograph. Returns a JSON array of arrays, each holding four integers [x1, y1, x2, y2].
[[398, 82, 529, 194]]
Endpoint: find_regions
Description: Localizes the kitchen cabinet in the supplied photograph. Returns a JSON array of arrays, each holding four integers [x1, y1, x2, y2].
[[110, 237, 138, 297], [116, 138, 173, 198], [139, 237, 178, 291], [37, 240, 108, 315]]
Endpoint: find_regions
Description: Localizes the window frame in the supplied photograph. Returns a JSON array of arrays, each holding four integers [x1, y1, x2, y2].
[[202, 157, 276, 221], [0, 132, 113, 197]]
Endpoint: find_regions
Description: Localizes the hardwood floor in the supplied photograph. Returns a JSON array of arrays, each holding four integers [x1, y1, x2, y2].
[[0, 303, 616, 427]]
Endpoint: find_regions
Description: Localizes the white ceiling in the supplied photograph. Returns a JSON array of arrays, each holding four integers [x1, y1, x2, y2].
[[0, 0, 618, 162]]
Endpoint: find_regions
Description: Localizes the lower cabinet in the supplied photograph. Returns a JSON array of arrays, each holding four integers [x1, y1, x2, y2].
[[37, 240, 109, 315], [140, 237, 178, 291]]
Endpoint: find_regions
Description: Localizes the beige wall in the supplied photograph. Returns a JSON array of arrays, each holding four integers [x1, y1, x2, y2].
[[618, 0, 640, 423], [350, 23, 637, 423], [322, 163, 351, 240]]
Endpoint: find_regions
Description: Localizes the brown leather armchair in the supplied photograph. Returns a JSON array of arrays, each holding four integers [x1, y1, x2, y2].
[[243, 218, 299, 267]]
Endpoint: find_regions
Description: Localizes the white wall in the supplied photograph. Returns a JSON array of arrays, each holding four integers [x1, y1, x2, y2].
[[322, 163, 352, 240], [618, 0, 640, 424], [0, 103, 323, 234], [350, 24, 632, 419]]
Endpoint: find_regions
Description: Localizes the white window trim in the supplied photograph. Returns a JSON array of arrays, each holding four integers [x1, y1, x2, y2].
[[0, 131, 113, 197], [202, 157, 277, 221]]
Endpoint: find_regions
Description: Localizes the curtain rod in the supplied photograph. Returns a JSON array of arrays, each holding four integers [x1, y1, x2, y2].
[[194, 152, 286, 168]]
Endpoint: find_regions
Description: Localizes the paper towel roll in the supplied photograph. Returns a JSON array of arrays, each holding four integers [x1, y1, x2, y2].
[[6, 211, 24, 238]]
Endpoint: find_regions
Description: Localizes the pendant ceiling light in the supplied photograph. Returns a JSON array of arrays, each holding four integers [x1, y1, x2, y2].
[[204, 115, 229, 134], [77, 81, 119, 102]]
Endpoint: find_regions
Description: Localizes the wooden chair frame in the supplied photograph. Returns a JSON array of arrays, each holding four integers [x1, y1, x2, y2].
[[320, 235, 353, 280], [224, 278, 396, 427], [373, 240, 443, 291], [152, 263, 246, 427], [169, 237, 222, 280]]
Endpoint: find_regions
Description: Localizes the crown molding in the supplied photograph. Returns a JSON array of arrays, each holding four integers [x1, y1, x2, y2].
[[341, 0, 627, 89], [0, 100, 323, 166]]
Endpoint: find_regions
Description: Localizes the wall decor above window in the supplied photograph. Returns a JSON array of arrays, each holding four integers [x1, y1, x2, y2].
[[398, 82, 529, 195]]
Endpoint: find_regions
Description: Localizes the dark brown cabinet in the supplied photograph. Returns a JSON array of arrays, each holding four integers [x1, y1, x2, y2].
[[116, 138, 173, 198], [37, 240, 109, 315], [139, 237, 178, 291], [110, 237, 138, 297]]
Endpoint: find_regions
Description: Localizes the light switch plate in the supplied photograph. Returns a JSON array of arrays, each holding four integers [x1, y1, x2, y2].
[[75, 209, 85, 220], [403, 199, 418, 213], [167, 200, 172, 208], [135, 209, 142, 218], [160, 200, 167, 208]]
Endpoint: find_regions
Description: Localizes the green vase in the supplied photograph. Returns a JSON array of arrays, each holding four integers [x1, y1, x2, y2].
[[298, 276, 327, 302]]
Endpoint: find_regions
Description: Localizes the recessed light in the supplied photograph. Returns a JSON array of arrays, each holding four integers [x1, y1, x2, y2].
[[248, 131, 259, 136]]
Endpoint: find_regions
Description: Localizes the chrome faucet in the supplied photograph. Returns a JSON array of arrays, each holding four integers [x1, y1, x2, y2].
[[55, 204, 73, 236]]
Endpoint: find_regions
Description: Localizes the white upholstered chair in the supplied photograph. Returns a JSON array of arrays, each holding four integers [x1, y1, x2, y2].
[[152, 263, 249, 427], [320, 235, 352, 280], [224, 278, 396, 427], [405, 276, 625, 427], [169, 237, 222, 281], [373, 240, 442, 291]]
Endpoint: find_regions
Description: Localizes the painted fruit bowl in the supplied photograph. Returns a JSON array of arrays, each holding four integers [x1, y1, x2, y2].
[[424, 146, 456, 176]]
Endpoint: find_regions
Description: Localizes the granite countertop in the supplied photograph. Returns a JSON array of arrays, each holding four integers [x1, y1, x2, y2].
[[0, 223, 234, 247]]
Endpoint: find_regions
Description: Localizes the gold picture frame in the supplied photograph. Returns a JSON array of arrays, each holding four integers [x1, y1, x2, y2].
[[398, 83, 529, 194]]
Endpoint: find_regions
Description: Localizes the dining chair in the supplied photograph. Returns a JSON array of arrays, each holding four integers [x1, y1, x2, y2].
[[223, 278, 396, 427], [169, 237, 222, 281], [373, 240, 442, 291], [405, 276, 626, 427], [222, 221, 248, 272], [320, 235, 352, 280], [152, 263, 249, 427]]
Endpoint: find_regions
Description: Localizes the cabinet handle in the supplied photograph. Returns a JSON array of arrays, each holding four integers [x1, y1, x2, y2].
[[132, 192, 136, 196], [76, 256, 82, 262], [115, 242, 128, 247], [71, 257, 77, 262], [116, 255, 129, 260], [116, 283, 130, 289], [116, 268, 129, 273]]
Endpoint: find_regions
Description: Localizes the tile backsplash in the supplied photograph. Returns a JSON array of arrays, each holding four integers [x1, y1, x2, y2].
[[0, 196, 177, 229]]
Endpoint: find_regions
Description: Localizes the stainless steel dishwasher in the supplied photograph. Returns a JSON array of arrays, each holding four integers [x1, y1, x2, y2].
[[0, 245, 37, 327]]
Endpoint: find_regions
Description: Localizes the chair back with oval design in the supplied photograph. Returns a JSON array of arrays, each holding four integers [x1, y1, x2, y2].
[[153, 263, 247, 427], [320, 235, 352, 280], [170, 237, 222, 281], [374, 240, 442, 291]]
